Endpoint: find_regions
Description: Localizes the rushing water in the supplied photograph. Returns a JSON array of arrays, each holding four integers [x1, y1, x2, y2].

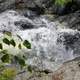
[[0, 10, 80, 71]]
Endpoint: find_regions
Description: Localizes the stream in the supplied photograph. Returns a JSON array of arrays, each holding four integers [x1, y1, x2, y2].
[[0, 10, 80, 71]]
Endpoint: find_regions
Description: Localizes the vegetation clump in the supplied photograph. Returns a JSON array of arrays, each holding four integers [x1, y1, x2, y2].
[[0, 68, 17, 80], [0, 31, 31, 80], [55, 0, 72, 6]]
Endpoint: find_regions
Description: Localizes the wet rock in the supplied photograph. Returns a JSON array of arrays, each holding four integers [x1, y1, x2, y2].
[[0, 10, 37, 32], [57, 30, 80, 57], [57, 31, 80, 48], [16, 0, 80, 15], [52, 0, 80, 15], [0, 0, 80, 15], [15, 0, 45, 15], [21, 10, 39, 18], [0, 0, 15, 12], [52, 57, 80, 80], [55, 10, 80, 30], [14, 21, 34, 30]]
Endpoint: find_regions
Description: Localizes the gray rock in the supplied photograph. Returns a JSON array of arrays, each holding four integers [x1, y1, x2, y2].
[[0, 0, 80, 15], [55, 10, 80, 30], [57, 30, 80, 57], [52, 57, 80, 80], [0, 0, 15, 12], [15, 0, 80, 15], [15, 57, 80, 80]]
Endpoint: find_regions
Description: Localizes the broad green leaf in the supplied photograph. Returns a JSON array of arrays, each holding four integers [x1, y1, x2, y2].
[[18, 59, 26, 67], [0, 50, 8, 54], [3, 38, 10, 45], [10, 39, 16, 47], [23, 40, 31, 49], [4, 31, 12, 37], [0, 43, 3, 49], [1, 54, 10, 63], [18, 44, 22, 49]]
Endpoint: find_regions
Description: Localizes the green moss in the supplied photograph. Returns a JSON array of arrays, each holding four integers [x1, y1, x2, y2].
[[55, 0, 72, 6], [0, 68, 17, 80]]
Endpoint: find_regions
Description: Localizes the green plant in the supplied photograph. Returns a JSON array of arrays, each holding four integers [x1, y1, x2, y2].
[[0, 31, 31, 66], [0, 31, 32, 80], [0, 68, 17, 80], [55, 0, 72, 6]]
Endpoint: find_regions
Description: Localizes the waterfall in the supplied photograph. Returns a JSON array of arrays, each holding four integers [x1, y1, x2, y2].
[[0, 10, 80, 71]]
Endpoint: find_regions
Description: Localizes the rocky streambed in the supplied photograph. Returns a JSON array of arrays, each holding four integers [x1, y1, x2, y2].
[[0, 10, 79, 80], [15, 57, 80, 80], [0, 0, 80, 80]]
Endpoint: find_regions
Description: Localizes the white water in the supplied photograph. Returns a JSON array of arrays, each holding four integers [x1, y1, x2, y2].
[[0, 10, 80, 71]]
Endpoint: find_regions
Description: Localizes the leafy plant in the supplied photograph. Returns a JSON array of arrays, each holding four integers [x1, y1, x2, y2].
[[1, 54, 10, 63], [0, 43, 3, 49], [10, 39, 16, 47], [0, 35, 31, 66], [55, 0, 72, 6], [3, 31, 12, 37], [0, 32, 32, 80], [23, 40, 31, 49], [3, 38, 10, 45], [0, 68, 17, 80], [14, 56, 26, 68], [0, 50, 8, 54]]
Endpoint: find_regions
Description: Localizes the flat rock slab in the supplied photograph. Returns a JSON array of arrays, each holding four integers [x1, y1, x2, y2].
[[52, 57, 80, 80]]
